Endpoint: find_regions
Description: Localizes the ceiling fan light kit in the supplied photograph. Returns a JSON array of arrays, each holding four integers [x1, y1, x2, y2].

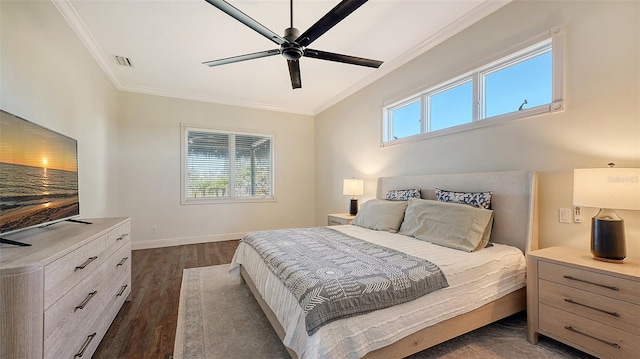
[[203, 0, 383, 89]]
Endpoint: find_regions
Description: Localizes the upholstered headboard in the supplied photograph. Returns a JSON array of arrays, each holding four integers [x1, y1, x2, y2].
[[376, 170, 538, 253]]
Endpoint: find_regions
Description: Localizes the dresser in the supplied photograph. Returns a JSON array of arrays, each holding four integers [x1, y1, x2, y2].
[[527, 247, 640, 359], [0, 217, 132, 359], [327, 213, 356, 226]]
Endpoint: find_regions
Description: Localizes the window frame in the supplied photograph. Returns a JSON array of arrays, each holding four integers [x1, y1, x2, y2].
[[381, 26, 564, 146], [180, 124, 276, 205]]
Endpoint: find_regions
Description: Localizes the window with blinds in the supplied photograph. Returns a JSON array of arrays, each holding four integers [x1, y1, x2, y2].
[[182, 127, 274, 203]]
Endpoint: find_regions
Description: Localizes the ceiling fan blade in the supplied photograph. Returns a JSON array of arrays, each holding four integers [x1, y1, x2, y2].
[[296, 0, 368, 47], [203, 49, 280, 67], [287, 60, 302, 89], [304, 49, 382, 68], [204, 0, 288, 46]]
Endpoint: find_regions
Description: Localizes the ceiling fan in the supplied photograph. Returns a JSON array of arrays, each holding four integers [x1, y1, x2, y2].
[[202, 0, 383, 89]]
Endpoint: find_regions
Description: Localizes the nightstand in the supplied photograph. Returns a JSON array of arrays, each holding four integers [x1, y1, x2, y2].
[[327, 213, 355, 226], [527, 247, 640, 359]]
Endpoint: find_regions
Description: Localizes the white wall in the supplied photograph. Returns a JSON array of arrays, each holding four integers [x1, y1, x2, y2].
[[1, 0, 120, 218], [315, 1, 640, 259], [118, 92, 315, 248]]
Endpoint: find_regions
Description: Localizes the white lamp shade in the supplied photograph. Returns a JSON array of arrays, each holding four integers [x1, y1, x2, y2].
[[573, 168, 640, 210], [343, 179, 364, 196]]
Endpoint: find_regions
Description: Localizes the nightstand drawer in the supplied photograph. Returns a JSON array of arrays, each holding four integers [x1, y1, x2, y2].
[[327, 213, 355, 226], [538, 261, 640, 305], [329, 219, 347, 225], [540, 304, 638, 359], [539, 280, 639, 335]]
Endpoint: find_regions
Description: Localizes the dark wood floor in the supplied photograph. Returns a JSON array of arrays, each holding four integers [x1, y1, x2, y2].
[[93, 240, 240, 359]]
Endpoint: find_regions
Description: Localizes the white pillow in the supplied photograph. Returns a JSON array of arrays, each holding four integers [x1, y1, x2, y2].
[[351, 199, 408, 233], [398, 198, 493, 252]]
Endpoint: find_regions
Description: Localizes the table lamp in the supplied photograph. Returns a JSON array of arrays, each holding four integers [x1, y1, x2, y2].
[[573, 165, 640, 263], [343, 178, 364, 215]]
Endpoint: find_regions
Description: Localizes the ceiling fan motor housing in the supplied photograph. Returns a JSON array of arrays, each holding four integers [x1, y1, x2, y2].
[[281, 27, 304, 60]]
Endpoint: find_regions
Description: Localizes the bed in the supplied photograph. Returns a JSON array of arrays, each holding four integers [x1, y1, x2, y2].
[[229, 170, 538, 359]]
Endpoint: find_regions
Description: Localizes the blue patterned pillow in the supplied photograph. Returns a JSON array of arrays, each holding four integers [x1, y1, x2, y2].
[[435, 188, 492, 209], [386, 188, 421, 201]]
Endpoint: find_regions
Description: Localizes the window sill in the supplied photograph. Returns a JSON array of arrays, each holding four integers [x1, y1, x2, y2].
[[381, 102, 560, 147], [181, 197, 277, 205]]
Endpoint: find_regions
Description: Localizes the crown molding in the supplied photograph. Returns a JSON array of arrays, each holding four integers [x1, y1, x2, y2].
[[312, 0, 511, 115], [52, 0, 510, 117], [119, 83, 314, 116], [52, 0, 123, 89], [52, 0, 314, 115]]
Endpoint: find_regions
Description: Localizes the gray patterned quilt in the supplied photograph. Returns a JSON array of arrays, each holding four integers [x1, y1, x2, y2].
[[241, 227, 449, 335]]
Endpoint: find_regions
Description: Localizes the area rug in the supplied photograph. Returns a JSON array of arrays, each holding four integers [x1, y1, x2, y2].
[[174, 264, 594, 359]]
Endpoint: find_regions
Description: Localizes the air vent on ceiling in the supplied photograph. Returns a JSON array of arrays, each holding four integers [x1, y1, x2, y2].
[[115, 55, 133, 67]]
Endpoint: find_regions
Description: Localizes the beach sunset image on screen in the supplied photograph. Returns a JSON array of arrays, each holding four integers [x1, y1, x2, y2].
[[0, 110, 79, 235]]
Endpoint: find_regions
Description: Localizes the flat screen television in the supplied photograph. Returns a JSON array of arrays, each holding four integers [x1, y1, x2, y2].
[[0, 109, 80, 244]]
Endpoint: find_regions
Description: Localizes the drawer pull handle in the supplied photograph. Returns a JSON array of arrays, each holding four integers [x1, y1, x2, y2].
[[74, 332, 97, 358], [75, 256, 98, 270], [117, 284, 128, 297], [75, 291, 98, 311], [564, 326, 620, 349], [563, 275, 619, 291], [117, 233, 129, 241], [117, 257, 129, 266], [564, 298, 620, 317]]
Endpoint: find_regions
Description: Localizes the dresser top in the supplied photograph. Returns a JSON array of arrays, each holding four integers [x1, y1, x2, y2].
[[528, 246, 640, 280], [0, 217, 130, 273]]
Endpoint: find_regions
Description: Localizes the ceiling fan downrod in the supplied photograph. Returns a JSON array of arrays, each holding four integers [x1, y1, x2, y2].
[[281, 0, 302, 61]]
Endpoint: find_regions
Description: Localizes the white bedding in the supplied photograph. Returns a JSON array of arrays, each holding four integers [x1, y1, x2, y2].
[[229, 225, 526, 359]]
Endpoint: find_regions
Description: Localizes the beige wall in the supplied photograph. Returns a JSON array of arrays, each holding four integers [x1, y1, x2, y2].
[[1, 0, 121, 218], [315, 1, 640, 259], [118, 92, 315, 247]]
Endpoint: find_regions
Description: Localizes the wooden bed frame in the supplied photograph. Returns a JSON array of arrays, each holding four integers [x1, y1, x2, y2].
[[239, 170, 538, 358]]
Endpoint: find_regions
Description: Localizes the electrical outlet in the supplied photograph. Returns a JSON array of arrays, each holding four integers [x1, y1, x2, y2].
[[152, 226, 158, 234], [559, 208, 571, 224], [574, 206, 582, 223]]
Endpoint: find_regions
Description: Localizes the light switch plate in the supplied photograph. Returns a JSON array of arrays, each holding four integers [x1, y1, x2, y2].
[[559, 208, 572, 224]]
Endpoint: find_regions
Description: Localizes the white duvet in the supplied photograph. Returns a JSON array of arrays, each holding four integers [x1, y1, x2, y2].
[[229, 225, 526, 359]]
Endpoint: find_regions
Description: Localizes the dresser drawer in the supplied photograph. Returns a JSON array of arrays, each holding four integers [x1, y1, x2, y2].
[[104, 222, 131, 258], [44, 234, 106, 309], [540, 303, 638, 359], [104, 275, 131, 329], [538, 261, 639, 305], [44, 261, 104, 341], [44, 262, 107, 359], [105, 241, 131, 292], [539, 280, 639, 335], [58, 314, 106, 359]]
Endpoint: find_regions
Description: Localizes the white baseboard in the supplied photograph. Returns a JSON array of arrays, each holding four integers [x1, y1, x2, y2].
[[132, 232, 246, 250]]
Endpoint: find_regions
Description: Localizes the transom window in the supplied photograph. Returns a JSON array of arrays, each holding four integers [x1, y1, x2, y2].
[[181, 126, 274, 204], [382, 26, 564, 145]]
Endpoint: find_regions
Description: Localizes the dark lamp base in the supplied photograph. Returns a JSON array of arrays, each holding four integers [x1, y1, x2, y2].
[[592, 256, 624, 264], [591, 209, 626, 263], [349, 199, 358, 216]]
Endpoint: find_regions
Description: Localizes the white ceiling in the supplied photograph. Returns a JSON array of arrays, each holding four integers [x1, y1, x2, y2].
[[54, 0, 510, 115]]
